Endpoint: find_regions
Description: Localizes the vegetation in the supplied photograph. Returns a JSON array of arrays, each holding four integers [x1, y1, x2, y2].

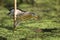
[[0, 0, 60, 40]]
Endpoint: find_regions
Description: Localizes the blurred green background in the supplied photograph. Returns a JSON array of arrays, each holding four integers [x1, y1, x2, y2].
[[0, 0, 60, 40]]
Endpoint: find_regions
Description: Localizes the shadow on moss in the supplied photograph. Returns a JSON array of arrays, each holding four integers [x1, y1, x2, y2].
[[0, 36, 7, 40]]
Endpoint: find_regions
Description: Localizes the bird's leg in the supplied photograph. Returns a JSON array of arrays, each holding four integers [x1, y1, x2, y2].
[[15, 20, 20, 27]]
